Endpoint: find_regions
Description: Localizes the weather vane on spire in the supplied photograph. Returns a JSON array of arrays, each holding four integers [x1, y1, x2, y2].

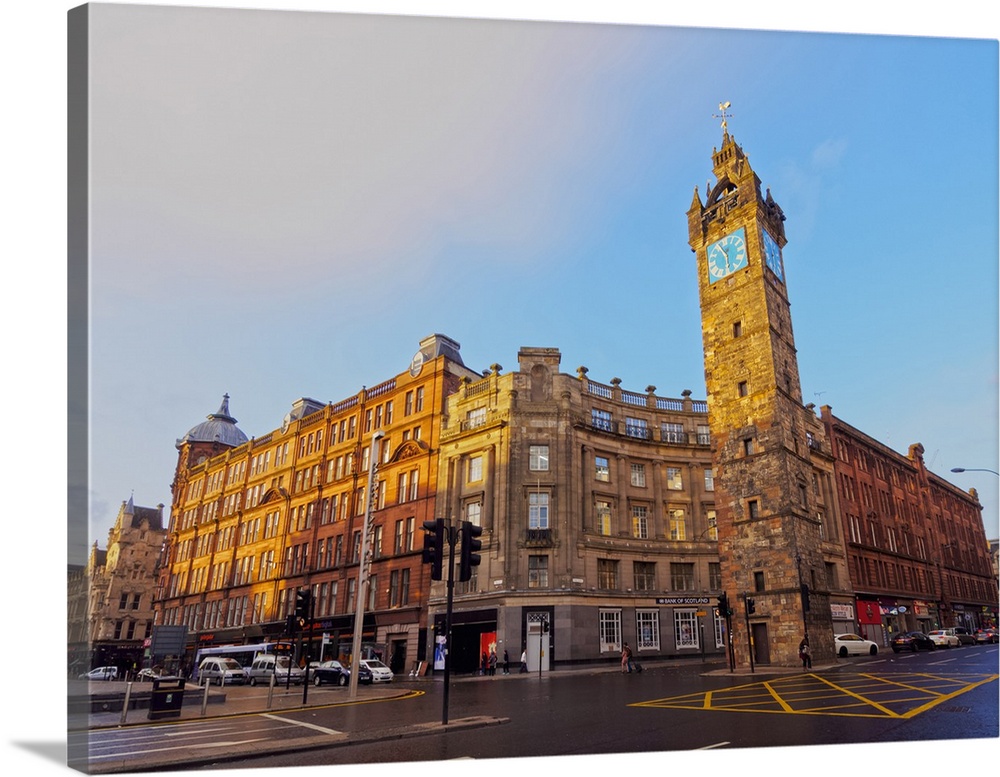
[[714, 101, 733, 133]]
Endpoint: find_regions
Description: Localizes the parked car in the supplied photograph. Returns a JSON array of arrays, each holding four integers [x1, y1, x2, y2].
[[891, 631, 937, 652], [197, 657, 247, 686], [927, 629, 960, 648], [953, 627, 977, 646], [248, 654, 304, 686], [974, 628, 998, 644], [359, 658, 394, 683], [136, 667, 167, 682], [833, 633, 879, 657], [80, 666, 119, 681]]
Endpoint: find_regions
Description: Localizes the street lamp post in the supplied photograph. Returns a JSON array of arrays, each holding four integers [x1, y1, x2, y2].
[[951, 467, 1000, 476], [348, 430, 384, 699]]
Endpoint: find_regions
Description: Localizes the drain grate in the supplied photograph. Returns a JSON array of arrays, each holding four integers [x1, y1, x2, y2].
[[941, 705, 972, 713]]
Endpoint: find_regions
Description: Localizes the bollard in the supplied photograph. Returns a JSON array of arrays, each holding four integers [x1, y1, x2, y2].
[[120, 681, 134, 726]]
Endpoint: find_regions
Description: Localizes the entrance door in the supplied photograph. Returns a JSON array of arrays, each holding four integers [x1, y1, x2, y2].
[[751, 622, 771, 665], [526, 619, 550, 673], [388, 639, 406, 675]]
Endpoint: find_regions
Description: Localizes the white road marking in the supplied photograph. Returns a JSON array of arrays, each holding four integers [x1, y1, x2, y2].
[[261, 713, 345, 735], [698, 741, 731, 750]]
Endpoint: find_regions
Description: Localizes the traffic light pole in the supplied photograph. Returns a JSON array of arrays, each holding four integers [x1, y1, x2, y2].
[[441, 523, 457, 726], [743, 592, 755, 674]]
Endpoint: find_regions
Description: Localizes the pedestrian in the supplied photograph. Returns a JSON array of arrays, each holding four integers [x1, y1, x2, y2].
[[503, 649, 510, 674], [621, 642, 633, 673], [481, 651, 488, 676], [489, 650, 497, 676], [798, 637, 812, 669], [520, 648, 528, 673]]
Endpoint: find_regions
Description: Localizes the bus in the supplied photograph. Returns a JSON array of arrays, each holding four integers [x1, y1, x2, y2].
[[193, 641, 293, 680]]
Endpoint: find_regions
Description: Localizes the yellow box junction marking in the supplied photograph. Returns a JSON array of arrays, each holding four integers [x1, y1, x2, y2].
[[630, 673, 998, 719]]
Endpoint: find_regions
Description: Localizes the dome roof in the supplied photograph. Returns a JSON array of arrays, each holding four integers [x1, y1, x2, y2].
[[177, 394, 249, 449]]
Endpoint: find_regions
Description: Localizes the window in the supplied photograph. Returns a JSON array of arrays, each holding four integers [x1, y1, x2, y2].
[[669, 509, 686, 541], [594, 456, 610, 482], [415, 387, 424, 412], [631, 505, 648, 539], [465, 501, 482, 527], [528, 556, 548, 588], [630, 463, 646, 487], [405, 391, 414, 416], [743, 437, 755, 456], [529, 445, 549, 471], [636, 610, 660, 651], [674, 610, 699, 649], [468, 455, 483, 483], [753, 570, 765, 592], [466, 407, 486, 429], [670, 562, 695, 591], [747, 499, 760, 520], [633, 561, 655, 591], [599, 609, 622, 652], [592, 408, 613, 432], [666, 467, 683, 490], [697, 425, 711, 445], [595, 500, 612, 536], [704, 469, 715, 491], [738, 381, 749, 397], [733, 320, 743, 338], [713, 609, 726, 648], [625, 417, 649, 439], [708, 562, 722, 590], [662, 423, 685, 443], [528, 492, 549, 529], [706, 510, 718, 541], [598, 559, 619, 590]]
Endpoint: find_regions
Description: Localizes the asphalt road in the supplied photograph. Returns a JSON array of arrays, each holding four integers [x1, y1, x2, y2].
[[179, 645, 998, 771]]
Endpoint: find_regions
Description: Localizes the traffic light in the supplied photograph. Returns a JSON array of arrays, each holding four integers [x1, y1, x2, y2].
[[800, 583, 811, 612], [716, 592, 730, 617], [746, 596, 756, 615], [422, 518, 444, 581], [458, 520, 483, 582], [295, 588, 312, 620]]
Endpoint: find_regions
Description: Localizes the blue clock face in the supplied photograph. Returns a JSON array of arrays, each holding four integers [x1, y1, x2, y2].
[[707, 227, 748, 283], [761, 229, 784, 281]]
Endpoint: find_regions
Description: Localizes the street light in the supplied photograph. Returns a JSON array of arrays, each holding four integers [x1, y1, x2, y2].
[[348, 429, 384, 699], [951, 467, 1000, 475]]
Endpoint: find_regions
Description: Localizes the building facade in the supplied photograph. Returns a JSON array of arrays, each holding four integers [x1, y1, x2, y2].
[[156, 335, 480, 675], [687, 129, 851, 667], [426, 347, 726, 672], [81, 496, 167, 676], [821, 408, 997, 638]]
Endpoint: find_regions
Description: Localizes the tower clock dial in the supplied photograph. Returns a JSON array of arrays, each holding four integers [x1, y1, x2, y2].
[[761, 228, 784, 282], [706, 227, 748, 282]]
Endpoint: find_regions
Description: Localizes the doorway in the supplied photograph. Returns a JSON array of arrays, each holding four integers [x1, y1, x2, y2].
[[751, 622, 771, 665]]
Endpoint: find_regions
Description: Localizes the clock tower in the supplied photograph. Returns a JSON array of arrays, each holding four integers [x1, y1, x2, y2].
[[687, 123, 836, 667]]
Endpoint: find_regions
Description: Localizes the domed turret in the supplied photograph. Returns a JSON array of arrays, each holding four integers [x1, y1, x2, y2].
[[176, 394, 249, 449]]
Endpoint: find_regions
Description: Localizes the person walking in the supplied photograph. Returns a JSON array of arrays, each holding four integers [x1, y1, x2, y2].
[[489, 649, 498, 676], [481, 651, 488, 676], [503, 649, 510, 675], [798, 637, 812, 669], [621, 642, 634, 673], [520, 648, 528, 673]]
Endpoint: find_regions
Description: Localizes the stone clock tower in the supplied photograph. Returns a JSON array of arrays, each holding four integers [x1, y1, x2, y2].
[[687, 123, 836, 667]]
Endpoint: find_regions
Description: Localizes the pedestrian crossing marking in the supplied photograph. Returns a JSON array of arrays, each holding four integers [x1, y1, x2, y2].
[[631, 673, 998, 719]]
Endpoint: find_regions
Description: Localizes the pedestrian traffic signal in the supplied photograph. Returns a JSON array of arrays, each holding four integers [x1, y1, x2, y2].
[[716, 592, 730, 617], [459, 520, 483, 582], [422, 518, 444, 580], [800, 583, 811, 612], [746, 596, 756, 615]]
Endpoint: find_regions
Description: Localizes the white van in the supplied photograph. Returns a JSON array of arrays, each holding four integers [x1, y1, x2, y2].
[[247, 654, 304, 686], [197, 657, 247, 686]]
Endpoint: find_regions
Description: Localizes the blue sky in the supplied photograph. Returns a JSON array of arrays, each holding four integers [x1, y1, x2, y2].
[[75, 4, 998, 554], [3, 3, 997, 774]]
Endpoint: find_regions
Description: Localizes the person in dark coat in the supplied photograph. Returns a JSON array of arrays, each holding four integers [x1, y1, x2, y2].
[[502, 649, 510, 674]]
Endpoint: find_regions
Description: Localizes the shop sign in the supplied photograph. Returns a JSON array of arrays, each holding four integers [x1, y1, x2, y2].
[[830, 603, 855, 620], [656, 596, 711, 605]]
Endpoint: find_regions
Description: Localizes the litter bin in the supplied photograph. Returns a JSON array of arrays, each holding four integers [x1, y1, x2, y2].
[[148, 677, 186, 720]]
